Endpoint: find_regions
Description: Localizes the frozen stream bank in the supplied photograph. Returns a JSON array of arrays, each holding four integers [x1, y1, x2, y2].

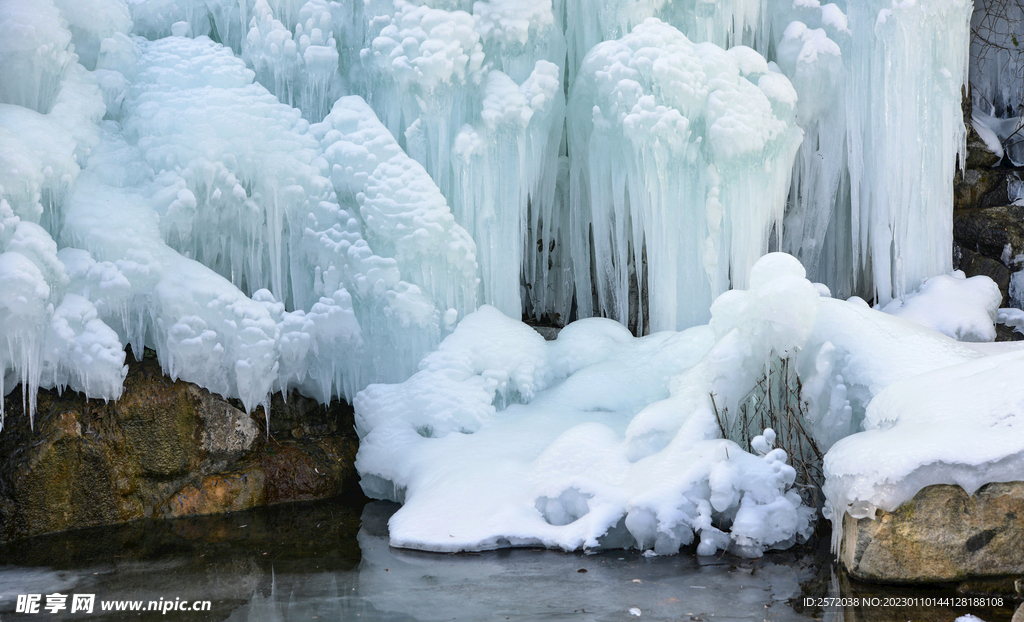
[[0, 498, 1019, 622]]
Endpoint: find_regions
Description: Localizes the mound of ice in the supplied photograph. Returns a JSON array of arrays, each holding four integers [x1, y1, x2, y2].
[[106, 33, 470, 394], [355, 254, 818, 557], [356, 251, 1023, 557]]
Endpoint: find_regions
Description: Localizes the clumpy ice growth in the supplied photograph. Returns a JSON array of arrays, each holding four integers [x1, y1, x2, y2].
[[0, 0, 128, 425], [102, 32, 472, 397], [362, 0, 566, 320], [0, 0, 76, 113], [568, 19, 802, 332], [313, 95, 479, 322], [245, 0, 343, 122], [0, 193, 127, 426], [355, 254, 818, 557], [562, 0, 773, 87]]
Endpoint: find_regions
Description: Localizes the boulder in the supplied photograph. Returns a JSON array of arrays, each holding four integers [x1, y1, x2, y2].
[[954, 168, 1006, 211], [0, 352, 360, 542], [840, 482, 1024, 583]]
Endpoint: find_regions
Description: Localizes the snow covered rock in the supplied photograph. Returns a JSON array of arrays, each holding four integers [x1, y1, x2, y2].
[[840, 482, 1024, 582], [880, 271, 1002, 342]]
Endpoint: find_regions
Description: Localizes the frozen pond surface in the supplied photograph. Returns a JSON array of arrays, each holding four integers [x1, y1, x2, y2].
[[0, 498, 1016, 621]]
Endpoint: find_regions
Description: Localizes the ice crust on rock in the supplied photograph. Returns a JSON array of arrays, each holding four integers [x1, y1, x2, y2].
[[822, 349, 1024, 550]]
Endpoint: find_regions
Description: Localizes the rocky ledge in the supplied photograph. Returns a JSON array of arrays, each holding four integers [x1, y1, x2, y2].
[[0, 350, 360, 543], [840, 482, 1024, 592]]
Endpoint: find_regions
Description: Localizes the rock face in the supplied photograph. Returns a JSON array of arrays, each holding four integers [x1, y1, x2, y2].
[[840, 482, 1024, 583], [0, 351, 360, 542], [952, 87, 1024, 322], [954, 203, 1024, 308]]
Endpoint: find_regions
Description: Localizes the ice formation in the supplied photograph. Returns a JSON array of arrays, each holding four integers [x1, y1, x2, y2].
[[314, 95, 478, 321], [0, 0, 1009, 560], [568, 19, 802, 331], [0, 0, 480, 422], [360, 0, 566, 319]]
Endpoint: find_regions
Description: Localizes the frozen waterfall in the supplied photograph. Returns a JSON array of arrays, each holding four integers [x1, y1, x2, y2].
[[1, 0, 999, 559]]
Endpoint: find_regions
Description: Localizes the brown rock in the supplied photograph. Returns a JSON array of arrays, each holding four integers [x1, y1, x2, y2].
[[194, 387, 258, 458], [840, 482, 1024, 582], [157, 468, 265, 517], [1012, 602, 1024, 622], [0, 353, 360, 542], [955, 168, 1006, 211]]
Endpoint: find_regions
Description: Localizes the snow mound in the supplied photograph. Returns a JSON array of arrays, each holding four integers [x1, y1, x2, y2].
[[355, 254, 819, 557], [881, 271, 1002, 342], [823, 350, 1024, 538]]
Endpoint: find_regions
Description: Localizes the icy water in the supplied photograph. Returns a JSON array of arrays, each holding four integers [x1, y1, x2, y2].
[[0, 498, 1017, 622]]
